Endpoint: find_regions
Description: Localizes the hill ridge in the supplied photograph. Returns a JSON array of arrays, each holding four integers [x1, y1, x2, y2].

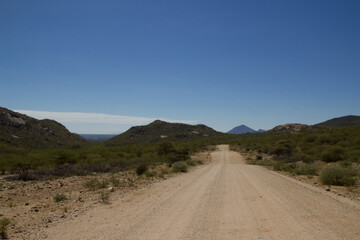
[[106, 120, 220, 145], [315, 115, 360, 127], [0, 107, 85, 148]]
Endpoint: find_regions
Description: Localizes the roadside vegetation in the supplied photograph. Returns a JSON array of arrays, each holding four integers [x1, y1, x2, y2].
[[231, 125, 360, 186], [1, 122, 359, 187], [0, 140, 210, 180], [53, 193, 67, 202]]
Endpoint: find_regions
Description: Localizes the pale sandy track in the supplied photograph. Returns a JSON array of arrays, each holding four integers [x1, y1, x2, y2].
[[42, 145, 360, 240]]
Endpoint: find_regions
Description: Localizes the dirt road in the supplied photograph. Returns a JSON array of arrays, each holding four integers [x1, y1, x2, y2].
[[42, 145, 360, 240]]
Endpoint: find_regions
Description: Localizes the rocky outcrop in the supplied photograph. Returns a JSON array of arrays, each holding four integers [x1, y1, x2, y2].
[[0, 107, 85, 148]]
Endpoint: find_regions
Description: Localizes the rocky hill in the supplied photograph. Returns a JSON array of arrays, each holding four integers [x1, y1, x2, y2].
[[0, 107, 85, 148], [106, 120, 220, 145], [268, 115, 360, 134], [269, 123, 309, 133]]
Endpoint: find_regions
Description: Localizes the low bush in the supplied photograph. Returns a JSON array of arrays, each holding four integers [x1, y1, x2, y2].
[[186, 159, 196, 166], [304, 134, 317, 143], [272, 140, 295, 156], [321, 147, 345, 162], [17, 172, 38, 181], [172, 161, 188, 173], [53, 194, 67, 202], [348, 150, 360, 162], [99, 191, 110, 204], [320, 166, 358, 186], [272, 161, 319, 176], [294, 164, 319, 176], [48, 164, 85, 177], [145, 171, 156, 177], [84, 178, 99, 191], [109, 176, 120, 187], [273, 162, 296, 173], [301, 154, 315, 164], [84, 178, 109, 191], [253, 159, 274, 167], [136, 163, 148, 176], [167, 151, 189, 164], [0, 217, 11, 239], [339, 161, 352, 168]]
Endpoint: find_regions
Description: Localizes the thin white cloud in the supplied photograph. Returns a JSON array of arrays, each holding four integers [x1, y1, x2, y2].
[[14, 110, 196, 126]]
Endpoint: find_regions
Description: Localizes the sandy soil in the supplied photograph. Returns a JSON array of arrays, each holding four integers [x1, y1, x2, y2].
[[38, 145, 360, 240]]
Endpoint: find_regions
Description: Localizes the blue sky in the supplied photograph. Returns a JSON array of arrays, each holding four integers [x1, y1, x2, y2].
[[1, 0, 359, 134]]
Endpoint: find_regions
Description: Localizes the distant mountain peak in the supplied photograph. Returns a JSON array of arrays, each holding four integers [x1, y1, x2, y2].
[[227, 125, 256, 134]]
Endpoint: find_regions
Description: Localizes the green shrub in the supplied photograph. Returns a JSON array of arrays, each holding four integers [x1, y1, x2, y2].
[[348, 150, 360, 162], [84, 178, 108, 191], [339, 161, 352, 168], [272, 140, 295, 156], [186, 159, 196, 166], [109, 176, 120, 187], [45, 175, 56, 181], [273, 162, 296, 173], [318, 134, 332, 144], [321, 147, 345, 162], [172, 161, 188, 173], [136, 163, 148, 175], [84, 178, 99, 191], [136, 150, 143, 158], [53, 193, 67, 202], [304, 134, 317, 143], [301, 154, 314, 164], [145, 171, 156, 177], [294, 152, 315, 164], [294, 164, 319, 176], [273, 162, 283, 171], [157, 142, 175, 156], [320, 166, 358, 186], [0, 217, 11, 239], [196, 160, 204, 165], [167, 152, 189, 164], [55, 151, 76, 165], [253, 159, 273, 167], [99, 191, 110, 204]]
